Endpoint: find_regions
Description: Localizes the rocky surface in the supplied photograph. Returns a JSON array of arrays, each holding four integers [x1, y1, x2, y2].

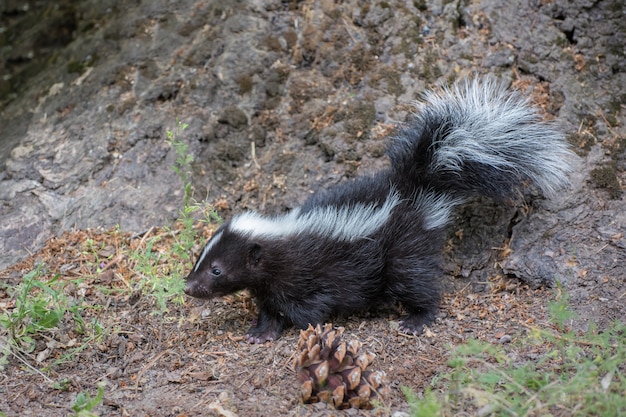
[[1, 1, 625, 416], [1, 0, 625, 341]]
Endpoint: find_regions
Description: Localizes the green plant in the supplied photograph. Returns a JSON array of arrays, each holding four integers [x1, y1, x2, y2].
[[130, 236, 186, 314], [0, 265, 105, 373], [165, 117, 222, 243], [82, 238, 106, 273], [0, 266, 67, 352], [128, 119, 222, 315], [402, 386, 441, 417], [52, 378, 72, 391], [403, 288, 626, 417], [166, 118, 193, 207], [547, 280, 576, 331], [71, 384, 105, 417]]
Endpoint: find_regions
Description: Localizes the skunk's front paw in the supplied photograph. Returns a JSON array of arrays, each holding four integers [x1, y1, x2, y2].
[[245, 326, 279, 344]]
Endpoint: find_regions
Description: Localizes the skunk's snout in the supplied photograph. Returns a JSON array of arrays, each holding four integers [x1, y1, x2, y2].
[[183, 272, 196, 296], [183, 273, 212, 299]]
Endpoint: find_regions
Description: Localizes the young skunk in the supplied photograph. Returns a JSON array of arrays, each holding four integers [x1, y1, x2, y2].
[[184, 78, 574, 343]]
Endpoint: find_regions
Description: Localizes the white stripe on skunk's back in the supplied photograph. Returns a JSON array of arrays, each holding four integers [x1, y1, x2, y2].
[[415, 191, 464, 230], [230, 192, 402, 242]]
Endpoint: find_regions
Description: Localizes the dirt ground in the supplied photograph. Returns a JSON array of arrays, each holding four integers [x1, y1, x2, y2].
[[1, 227, 559, 416], [0, 0, 624, 416]]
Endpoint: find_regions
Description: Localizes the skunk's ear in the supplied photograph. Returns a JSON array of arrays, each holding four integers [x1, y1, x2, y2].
[[247, 243, 262, 267]]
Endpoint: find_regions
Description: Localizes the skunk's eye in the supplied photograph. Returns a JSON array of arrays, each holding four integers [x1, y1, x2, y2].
[[211, 267, 222, 276]]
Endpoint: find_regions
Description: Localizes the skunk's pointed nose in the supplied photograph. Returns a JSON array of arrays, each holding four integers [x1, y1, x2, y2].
[[183, 277, 194, 296], [183, 274, 206, 298]]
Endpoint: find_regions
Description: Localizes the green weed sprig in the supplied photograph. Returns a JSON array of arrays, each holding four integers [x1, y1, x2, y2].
[[166, 118, 193, 207], [71, 383, 105, 417], [0, 265, 104, 372], [128, 119, 222, 315], [1, 266, 68, 351]]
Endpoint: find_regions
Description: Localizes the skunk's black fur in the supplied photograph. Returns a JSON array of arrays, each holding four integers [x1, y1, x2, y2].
[[184, 78, 574, 343]]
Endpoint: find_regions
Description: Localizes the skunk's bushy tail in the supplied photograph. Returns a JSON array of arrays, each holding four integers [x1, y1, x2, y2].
[[387, 78, 575, 201]]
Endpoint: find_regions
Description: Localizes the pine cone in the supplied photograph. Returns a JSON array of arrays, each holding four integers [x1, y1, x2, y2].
[[293, 324, 389, 409]]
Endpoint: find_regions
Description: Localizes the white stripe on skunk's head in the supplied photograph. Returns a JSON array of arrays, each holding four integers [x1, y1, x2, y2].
[[193, 229, 224, 272]]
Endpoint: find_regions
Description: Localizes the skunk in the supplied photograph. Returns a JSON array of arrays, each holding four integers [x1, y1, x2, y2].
[[184, 78, 574, 343]]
